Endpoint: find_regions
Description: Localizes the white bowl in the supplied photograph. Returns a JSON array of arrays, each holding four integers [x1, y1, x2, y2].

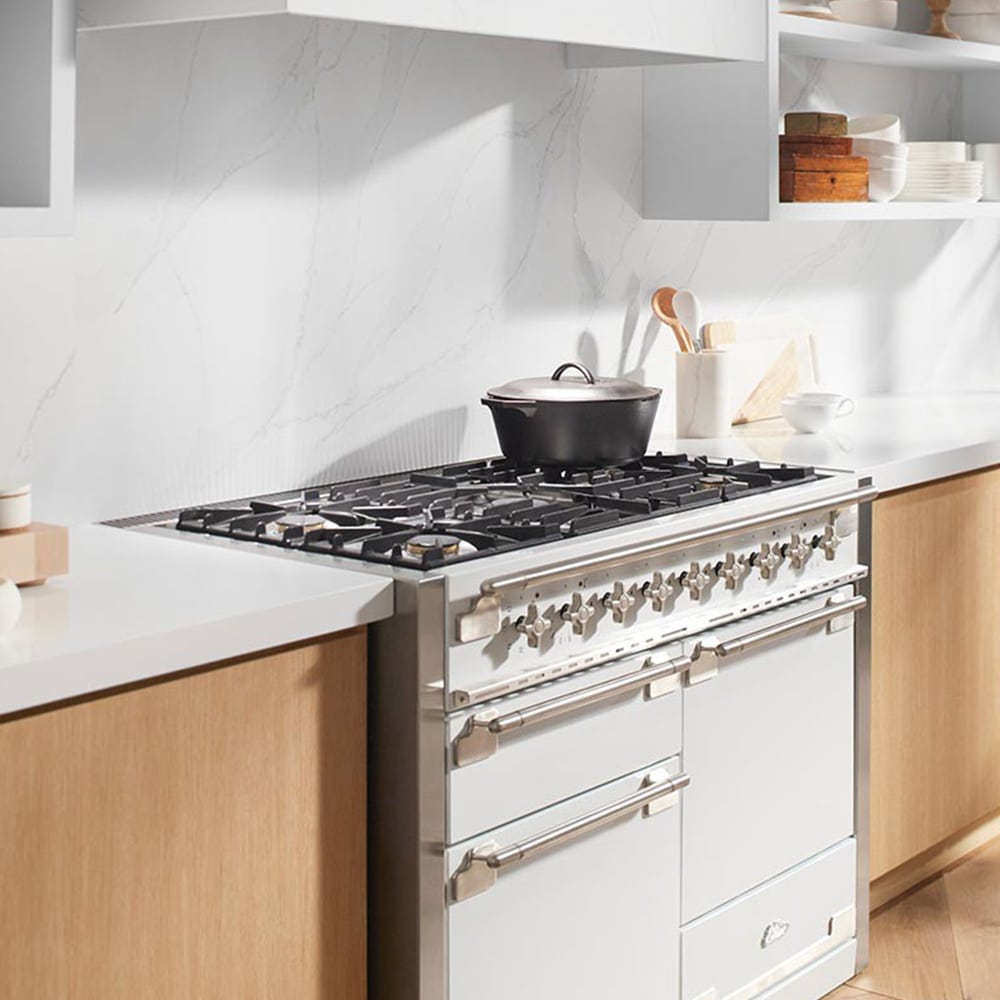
[[830, 0, 898, 28], [781, 392, 856, 434], [851, 137, 907, 159], [949, 13, 1000, 42], [865, 153, 908, 168], [848, 115, 902, 143], [869, 165, 908, 201], [904, 141, 968, 161], [0, 577, 22, 635]]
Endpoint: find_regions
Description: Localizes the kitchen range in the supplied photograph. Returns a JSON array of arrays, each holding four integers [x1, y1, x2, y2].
[[120, 445, 876, 1000]]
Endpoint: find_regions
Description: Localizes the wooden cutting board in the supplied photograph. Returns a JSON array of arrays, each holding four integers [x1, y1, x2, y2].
[[702, 316, 818, 425], [0, 523, 69, 585]]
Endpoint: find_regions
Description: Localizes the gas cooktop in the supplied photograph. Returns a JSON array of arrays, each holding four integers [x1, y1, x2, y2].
[[168, 454, 821, 570]]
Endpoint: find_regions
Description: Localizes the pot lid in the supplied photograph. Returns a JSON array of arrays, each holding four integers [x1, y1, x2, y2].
[[487, 362, 660, 403]]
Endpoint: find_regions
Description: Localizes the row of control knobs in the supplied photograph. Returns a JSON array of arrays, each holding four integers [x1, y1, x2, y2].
[[515, 528, 841, 645]]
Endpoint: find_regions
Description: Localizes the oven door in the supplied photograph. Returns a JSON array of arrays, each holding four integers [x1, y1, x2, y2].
[[447, 758, 687, 1000], [682, 585, 861, 922]]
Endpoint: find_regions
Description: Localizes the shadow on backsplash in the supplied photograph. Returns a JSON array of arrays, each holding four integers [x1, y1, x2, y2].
[[309, 406, 469, 484]]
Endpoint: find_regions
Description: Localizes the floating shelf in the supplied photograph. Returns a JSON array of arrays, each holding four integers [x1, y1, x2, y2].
[[772, 201, 1000, 222], [778, 14, 1000, 72]]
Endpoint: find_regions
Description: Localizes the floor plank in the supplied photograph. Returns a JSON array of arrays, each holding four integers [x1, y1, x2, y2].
[[851, 877, 964, 1000], [942, 837, 1000, 1000], [823, 987, 892, 1000]]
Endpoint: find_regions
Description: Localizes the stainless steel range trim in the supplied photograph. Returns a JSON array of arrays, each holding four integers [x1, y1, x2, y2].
[[369, 576, 449, 1000], [450, 768, 691, 903], [456, 485, 879, 642]]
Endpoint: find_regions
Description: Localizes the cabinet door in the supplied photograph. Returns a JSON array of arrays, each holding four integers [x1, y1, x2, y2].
[[871, 468, 1000, 878], [0, 630, 366, 1000]]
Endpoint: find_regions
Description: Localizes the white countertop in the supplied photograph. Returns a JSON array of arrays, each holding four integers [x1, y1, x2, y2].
[[654, 392, 1000, 493], [0, 525, 394, 716]]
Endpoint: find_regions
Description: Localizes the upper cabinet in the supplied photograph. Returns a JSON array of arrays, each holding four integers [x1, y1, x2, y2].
[[0, 0, 75, 238], [644, 8, 1000, 222], [77, 0, 767, 64]]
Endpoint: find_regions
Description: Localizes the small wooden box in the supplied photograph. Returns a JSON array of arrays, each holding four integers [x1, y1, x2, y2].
[[779, 134, 854, 159], [0, 523, 69, 585], [780, 153, 869, 203], [784, 112, 849, 137]]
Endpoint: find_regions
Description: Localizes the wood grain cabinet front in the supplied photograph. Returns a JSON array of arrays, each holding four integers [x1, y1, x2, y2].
[[0, 630, 366, 1000], [870, 468, 1000, 884]]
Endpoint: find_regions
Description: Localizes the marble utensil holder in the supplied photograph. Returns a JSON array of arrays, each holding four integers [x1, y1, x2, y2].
[[676, 350, 732, 438]]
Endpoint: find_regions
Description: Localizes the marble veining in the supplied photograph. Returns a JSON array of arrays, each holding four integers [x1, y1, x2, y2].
[[1, 17, 998, 523]]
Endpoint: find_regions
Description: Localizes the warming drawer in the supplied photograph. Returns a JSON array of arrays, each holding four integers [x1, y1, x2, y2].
[[682, 839, 857, 1000], [447, 758, 687, 1000], [447, 641, 685, 843]]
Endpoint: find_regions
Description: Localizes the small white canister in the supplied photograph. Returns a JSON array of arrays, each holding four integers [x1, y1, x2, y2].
[[0, 485, 31, 532], [675, 350, 732, 439]]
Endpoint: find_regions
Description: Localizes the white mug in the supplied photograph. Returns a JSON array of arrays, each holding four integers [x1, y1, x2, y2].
[[781, 392, 855, 434]]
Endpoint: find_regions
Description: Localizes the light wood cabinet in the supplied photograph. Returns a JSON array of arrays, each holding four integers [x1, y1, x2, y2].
[[870, 468, 1000, 882], [0, 629, 366, 1000]]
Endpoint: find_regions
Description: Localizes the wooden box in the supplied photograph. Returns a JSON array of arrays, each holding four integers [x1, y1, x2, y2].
[[780, 153, 869, 203], [0, 523, 69, 585], [784, 112, 849, 137]]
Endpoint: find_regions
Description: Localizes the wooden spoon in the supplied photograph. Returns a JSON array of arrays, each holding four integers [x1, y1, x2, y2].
[[651, 287, 694, 352]]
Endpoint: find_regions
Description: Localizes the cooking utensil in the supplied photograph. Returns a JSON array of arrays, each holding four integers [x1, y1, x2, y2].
[[651, 287, 694, 352], [483, 362, 661, 466], [673, 289, 704, 352], [927, 0, 961, 37]]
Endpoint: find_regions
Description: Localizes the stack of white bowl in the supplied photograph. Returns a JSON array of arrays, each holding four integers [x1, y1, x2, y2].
[[897, 142, 984, 202], [948, 0, 1000, 43], [848, 115, 908, 201]]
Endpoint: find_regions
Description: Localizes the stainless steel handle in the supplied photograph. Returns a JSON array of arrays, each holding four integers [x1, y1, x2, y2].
[[453, 651, 692, 767], [451, 770, 691, 902], [456, 485, 878, 642], [695, 595, 866, 675]]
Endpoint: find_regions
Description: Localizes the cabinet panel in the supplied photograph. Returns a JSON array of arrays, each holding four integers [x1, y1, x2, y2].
[[0, 630, 366, 1000], [871, 468, 1000, 878]]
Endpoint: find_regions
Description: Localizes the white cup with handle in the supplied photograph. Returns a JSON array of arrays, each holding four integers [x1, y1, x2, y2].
[[781, 391, 855, 434]]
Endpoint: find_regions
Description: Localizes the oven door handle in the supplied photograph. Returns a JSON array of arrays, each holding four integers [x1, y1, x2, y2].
[[693, 594, 866, 678], [455, 485, 878, 643], [451, 769, 691, 902], [453, 651, 693, 768]]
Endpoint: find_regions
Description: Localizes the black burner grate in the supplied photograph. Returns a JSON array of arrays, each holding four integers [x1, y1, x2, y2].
[[174, 454, 820, 569]]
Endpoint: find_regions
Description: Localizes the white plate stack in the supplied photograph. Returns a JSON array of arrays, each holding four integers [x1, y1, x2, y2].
[[896, 142, 984, 202]]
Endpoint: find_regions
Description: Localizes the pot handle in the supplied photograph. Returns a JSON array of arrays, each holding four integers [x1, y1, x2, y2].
[[551, 362, 595, 384]]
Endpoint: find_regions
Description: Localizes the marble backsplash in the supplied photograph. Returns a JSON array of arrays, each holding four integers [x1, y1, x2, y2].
[[1, 16, 998, 523]]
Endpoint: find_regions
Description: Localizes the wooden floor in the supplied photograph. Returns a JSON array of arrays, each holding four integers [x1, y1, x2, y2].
[[824, 837, 1000, 1000]]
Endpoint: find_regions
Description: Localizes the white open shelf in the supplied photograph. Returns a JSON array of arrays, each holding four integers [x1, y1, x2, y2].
[[779, 14, 1000, 72], [643, 7, 1000, 223]]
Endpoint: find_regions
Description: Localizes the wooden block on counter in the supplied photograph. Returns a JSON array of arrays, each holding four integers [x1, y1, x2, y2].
[[784, 111, 848, 137], [779, 134, 854, 158], [0, 523, 69, 585], [780, 153, 868, 173]]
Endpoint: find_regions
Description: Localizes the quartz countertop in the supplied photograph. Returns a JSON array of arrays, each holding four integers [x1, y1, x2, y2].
[[0, 524, 394, 716], [653, 392, 1000, 493]]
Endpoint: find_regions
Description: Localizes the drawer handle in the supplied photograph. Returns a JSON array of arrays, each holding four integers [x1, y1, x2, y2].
[[689, 594, 866, 683], [450, 769, 691, 902], [453, 652, 693, 767]]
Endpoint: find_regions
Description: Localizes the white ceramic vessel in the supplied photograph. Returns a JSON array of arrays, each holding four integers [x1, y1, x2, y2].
[[781, 392, 856, 434], [0, 576, 23, 635], [972, 143, 1000, 199], [848, 115, 901, 143], [676, 350, 732, 438], [0, 485, 31, 531]]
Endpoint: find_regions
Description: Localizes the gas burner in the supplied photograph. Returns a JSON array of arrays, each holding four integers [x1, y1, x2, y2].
[[172, 454, 823, 569], [404, 534, 463, 558]]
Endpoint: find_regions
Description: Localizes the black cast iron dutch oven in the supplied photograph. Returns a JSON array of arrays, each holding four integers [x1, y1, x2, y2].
[[483, 362, 661, 467]]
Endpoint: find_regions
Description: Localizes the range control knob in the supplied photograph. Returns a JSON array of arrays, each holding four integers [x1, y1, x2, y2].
[[515, 603, 553, 647], [750, 543, 781, 580], [679, 562, 712, 600], [714, 552, 749, 590], [782, 533, 812, 569], [560, 593, 596, 634], [642, 572, 678, 612], [814, 525, 841, 561], [602, 582, 638, 623]]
